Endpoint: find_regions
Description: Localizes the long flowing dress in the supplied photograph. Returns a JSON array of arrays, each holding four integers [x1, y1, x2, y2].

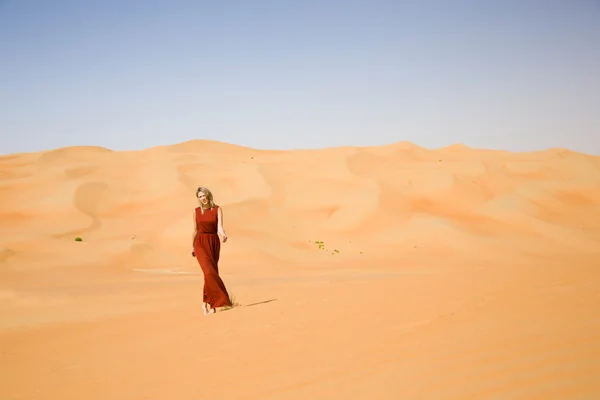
[[193, 206, 232, 308]]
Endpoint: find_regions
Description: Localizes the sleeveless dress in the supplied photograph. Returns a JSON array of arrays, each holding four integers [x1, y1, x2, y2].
[[193, 206, 232, 308]]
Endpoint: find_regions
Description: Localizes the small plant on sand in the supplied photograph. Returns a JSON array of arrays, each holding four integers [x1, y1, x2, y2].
[[74, 237, 83, 242], [222, 294, 242, 311], [309, 240, 343, 255], [309, 240, 325, 250]]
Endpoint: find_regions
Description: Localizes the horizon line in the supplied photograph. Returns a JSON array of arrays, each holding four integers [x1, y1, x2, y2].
[[1, 139, 596, 158]]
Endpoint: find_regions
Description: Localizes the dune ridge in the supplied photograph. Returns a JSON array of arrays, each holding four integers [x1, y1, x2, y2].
[[1, 140, 599, 399]]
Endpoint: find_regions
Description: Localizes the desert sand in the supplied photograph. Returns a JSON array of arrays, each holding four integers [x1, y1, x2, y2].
[[1, 140, 599, 399]]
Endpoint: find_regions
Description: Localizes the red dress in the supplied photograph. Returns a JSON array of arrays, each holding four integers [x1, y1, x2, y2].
[[193, 206, 232, 308]]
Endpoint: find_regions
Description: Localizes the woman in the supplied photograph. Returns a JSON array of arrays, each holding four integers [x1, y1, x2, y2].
[[191, 186, 232, 315]]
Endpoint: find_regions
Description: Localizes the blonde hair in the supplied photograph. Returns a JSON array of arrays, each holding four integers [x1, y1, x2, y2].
[[196, 186, 216, 213]]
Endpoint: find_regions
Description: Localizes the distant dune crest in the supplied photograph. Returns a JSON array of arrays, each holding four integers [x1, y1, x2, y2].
[[1, 140, 599, 272]]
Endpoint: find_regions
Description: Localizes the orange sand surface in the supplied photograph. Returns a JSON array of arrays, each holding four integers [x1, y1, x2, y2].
[[1, 140, 599, 399]]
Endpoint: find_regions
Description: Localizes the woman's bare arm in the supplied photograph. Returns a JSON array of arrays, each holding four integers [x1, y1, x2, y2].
[[217, 206, 227, 242], [192, 211, 197, 247]]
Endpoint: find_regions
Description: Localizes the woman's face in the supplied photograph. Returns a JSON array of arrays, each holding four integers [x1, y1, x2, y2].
[[197, 191, 208, 205]]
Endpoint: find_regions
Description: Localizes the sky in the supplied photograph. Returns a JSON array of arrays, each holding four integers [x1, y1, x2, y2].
[[1, 0, 599, 155]]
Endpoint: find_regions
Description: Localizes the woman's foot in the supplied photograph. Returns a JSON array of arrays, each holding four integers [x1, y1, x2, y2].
[[203, 303, 216, 316]]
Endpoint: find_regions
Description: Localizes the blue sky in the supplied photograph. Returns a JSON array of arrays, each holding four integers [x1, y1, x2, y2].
[[1, 0, 599, 155]]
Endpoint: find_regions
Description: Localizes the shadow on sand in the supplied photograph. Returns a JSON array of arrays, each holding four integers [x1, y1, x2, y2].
[[243, 299, 277, 307]]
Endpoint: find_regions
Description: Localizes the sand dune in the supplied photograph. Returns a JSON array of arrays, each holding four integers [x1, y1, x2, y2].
[[1, 140, 599, 399]]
